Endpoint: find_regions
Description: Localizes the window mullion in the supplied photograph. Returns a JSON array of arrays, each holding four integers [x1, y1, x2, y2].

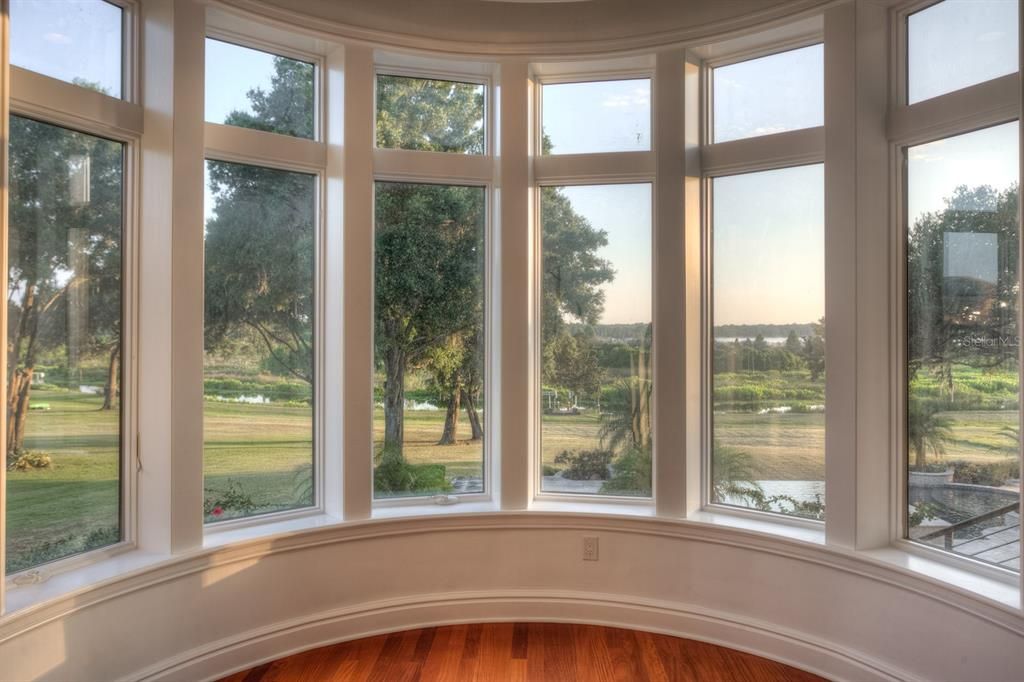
[[10, 66, 143, 139], [341, 44, 375, 520], [498, 59, 531, 510], [168, 0, 206, 553], [653, 49, 687, 517], [700, 127, 824, 178], [204, 123, 327, 172], [372, 147, 493, 185]]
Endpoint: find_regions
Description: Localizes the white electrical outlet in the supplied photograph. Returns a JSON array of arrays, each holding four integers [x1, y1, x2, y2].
[[583, 536, 599, 561]]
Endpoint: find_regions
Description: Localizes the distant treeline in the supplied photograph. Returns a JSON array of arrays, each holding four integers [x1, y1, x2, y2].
[[567, 322, 650, 341], [713, 323, 815, 339]]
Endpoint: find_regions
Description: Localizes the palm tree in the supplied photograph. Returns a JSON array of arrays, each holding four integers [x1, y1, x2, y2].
[[711, 443, 764, 505], [907, 397, 954, 469]]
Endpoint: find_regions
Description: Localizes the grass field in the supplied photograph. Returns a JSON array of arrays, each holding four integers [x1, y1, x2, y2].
[[6, 377, 1019, 572]]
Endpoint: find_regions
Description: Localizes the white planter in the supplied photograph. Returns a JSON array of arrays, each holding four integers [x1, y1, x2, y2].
[[909, 469, 954, 487]]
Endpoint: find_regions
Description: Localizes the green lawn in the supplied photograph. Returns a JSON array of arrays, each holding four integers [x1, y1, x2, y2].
[[7, 376, 1019, 572]]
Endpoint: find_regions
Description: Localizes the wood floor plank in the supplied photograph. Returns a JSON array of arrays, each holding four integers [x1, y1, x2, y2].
[[219, 623, 827, 681]]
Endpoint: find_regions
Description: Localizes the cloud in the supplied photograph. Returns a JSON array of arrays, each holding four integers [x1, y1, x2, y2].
[[601, 87, 650, 109], [43, 32, 72, 45]]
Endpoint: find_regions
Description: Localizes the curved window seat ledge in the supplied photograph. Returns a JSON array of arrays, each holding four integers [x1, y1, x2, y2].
[[3, 507, 1019, 626]]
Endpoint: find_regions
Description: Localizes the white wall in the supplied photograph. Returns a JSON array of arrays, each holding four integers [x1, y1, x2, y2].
[[1, 515, 1023, 681]]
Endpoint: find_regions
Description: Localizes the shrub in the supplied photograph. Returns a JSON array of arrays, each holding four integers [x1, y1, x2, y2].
[[7, 450, 52, 472], [949, 459, 1017, 487], [204, 480, 258, 521], [553, 449, 612, 480], [601, 447, 651, 496], [373, 445, 451, 495]]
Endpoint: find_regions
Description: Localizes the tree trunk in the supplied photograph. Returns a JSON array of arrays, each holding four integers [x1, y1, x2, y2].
[[7, 367, 33, 455], [913, 434, 926, 470], [438, 388, 460, 445], [383, 347, 406, 452], [102, 344, 120, 410], [7, 286, 40, 455], [463, 388, 483, 441]]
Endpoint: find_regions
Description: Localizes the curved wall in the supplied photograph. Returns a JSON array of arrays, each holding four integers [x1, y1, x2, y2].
[[1, 2, 1023, 681], [2, 514, 1022, 681]]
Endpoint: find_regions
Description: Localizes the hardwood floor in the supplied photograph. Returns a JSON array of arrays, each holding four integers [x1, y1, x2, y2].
[[219, 623, 825, 681]]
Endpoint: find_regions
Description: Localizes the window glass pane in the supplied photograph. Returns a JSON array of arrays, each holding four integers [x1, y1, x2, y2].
[[205, 38, 315, 140], [541, 79, 651, 155], [908, 0, 1018, 105], [374, 183, 486, 499], [713, 44, 823, 144], [203, 161, 316, 522], [540, 184, 652, 497], [376, 75, 486, 154], [11, 0, 123, 98], [711, 165, 825, 520], [906, 122, 1020, 571], [6, 116, 123, 573]]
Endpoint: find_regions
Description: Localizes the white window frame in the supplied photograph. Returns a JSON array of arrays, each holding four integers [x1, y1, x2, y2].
[[370, 53, 498, 508], [693, 21, 827, 527], [3, 0, 143, 585], [889, 0, 1024, 583], [200, 22, 329, 533], [530, 58, 658, 505]]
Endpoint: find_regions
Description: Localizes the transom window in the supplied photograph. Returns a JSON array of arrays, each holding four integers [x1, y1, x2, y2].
[[540, 79, 651, 155], [10, 0, 124, 98], [375, 74, 486, 154], [712, 44, 823, 143], [205, 38, 316, 140]]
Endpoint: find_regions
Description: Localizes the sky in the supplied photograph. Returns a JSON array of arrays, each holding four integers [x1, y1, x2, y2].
[[713, 165, 824, 327], [713, 44, 823, 143], [10, 0, 122, 97], [908, 0, 1018, 105], [553, 184, 652, 326]]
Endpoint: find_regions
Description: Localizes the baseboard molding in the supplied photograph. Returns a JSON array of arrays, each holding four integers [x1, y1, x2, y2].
[[134, 590, 912, 682]]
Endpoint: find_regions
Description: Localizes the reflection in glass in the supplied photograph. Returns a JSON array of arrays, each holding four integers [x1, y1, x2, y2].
[[376, 75, 486, 154], [906, 122, 1020, 571], [6, 116, 123, 573], [713, 44, 823, 144], [374, 183, 486, 499], [204, 161, 316, 522], [541, 80, 651, 155], [908, 0, 1018, 104], [11, 0, 123, 98], [540, 184, 652, 497], [711, 165, 825, 520], [205, 38, 316, 139]]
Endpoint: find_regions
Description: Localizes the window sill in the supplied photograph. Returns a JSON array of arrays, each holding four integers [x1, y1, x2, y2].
[[3, 547, 170, 615], [371, 500, 500, 519], [860, 544, 1019, 610], [203, 511, 347, 549], [685, 507, 826, 545], [529, 497, 657, 518]]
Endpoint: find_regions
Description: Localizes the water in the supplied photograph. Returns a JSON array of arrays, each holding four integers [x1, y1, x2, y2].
[[909, 484, 1018, 525]]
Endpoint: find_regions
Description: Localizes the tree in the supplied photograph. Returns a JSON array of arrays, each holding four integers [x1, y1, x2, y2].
[[802, 317, 826, 382], [784, 329, 802, 354], [907, 397, 954, 470], [376, 76, 484, 154], [7, 116, 122, 454], [907, 184, 1019, 393], [543, 331, 601, 408], [204, 162, 315, 386], [375, 184, 485, 451]]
